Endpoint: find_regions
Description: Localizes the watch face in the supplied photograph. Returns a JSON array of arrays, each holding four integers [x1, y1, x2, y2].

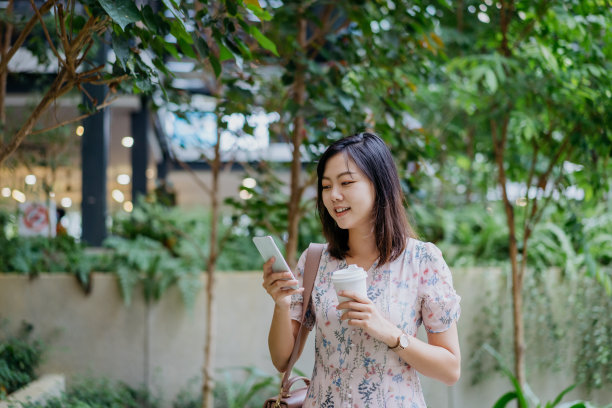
[[399, 334, 410, 348]]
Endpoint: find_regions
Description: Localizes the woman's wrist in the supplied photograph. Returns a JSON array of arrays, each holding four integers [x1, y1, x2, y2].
[[383, 326, 404, 348]]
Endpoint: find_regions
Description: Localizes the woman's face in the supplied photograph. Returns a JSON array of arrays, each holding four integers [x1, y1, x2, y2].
[[321, 153, 376, 232]]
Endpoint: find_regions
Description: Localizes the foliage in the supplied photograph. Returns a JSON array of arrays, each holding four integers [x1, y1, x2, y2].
[[411, 202, 510, 266], [0, 322, 44, 398], [574, 276, 612, 390], [447, 199, 612, 389], [223, 0, 442, 263], [172, 367, 280, 408], [106, 200, 206, 308], [0, 0, 274, 164], [19, 377, 160, 408], [403, 0, 612, 385], [0, 209, 98, 290], [484, 345, 609, 408]]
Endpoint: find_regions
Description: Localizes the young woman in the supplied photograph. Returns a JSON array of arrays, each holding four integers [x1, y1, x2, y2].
[[262, 132, 461, 407]]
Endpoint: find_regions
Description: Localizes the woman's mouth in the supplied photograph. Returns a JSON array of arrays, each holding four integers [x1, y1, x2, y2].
[[334, 207, 350, 216]]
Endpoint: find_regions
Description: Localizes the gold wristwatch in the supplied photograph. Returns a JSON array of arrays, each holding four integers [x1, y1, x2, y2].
[[390, 332, 410, 351]]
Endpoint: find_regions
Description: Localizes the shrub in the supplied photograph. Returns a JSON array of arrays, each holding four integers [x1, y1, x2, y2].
[[0, 322, 44, 398]]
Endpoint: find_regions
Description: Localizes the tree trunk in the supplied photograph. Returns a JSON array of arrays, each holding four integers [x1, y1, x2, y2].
[[465, 126, 474, 204], [286, 17, 307, 268], [0, 0, 14, 128], [491, 116, 526, 387], [201, 119, 222, 408]]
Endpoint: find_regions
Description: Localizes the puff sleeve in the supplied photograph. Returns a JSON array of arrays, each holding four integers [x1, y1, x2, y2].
[[417, 242, 461, 333]]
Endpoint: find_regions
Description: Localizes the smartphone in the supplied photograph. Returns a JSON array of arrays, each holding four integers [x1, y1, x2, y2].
[[252, 236, 299, 289]]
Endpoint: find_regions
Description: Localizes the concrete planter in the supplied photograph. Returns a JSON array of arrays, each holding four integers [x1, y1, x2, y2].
[[1, 270, 610, 407], [0, 374, 65, 408]]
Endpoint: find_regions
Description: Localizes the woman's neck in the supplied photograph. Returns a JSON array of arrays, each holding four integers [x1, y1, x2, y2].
[[345, 228, 379, 270]]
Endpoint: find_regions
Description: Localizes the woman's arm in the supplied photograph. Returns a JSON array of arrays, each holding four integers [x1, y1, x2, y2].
[[268, 317, 309, 372], [263, 257, 309, 372], [383, 322, 460, 386], [337, 290, 461, 385]]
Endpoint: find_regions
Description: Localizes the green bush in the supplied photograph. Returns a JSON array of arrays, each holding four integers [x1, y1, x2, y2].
[[173, 367, 280, 408], [19, 377, 160, 408], [0, 322, 44, 398]]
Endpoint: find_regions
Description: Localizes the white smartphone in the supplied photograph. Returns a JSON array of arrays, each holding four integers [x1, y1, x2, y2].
[[252, 236, 299, 289]]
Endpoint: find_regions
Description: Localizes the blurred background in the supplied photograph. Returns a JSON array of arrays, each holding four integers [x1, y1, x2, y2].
[[0, 0, 610, 407]]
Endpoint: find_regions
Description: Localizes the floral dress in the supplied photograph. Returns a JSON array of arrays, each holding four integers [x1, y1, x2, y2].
[[290, 238, 461, 408]]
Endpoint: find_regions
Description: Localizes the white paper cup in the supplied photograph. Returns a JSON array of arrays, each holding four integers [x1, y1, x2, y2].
[[331, 264, 368, 303]]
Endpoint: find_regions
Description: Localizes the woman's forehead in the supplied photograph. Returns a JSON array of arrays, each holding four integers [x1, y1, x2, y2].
[[323, 152, 362, 178]]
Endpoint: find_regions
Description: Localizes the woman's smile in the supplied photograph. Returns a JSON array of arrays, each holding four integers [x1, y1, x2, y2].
[[322, 153, 375, 232]]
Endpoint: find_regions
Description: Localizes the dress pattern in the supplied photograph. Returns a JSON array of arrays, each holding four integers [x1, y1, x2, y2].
[[289, 238, 461, 408]]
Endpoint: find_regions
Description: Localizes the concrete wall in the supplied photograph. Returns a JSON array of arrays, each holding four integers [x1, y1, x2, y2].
[[1, 271, 610, 407]]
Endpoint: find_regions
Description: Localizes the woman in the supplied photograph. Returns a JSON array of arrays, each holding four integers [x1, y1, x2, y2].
[[262, 132, 461, 407]]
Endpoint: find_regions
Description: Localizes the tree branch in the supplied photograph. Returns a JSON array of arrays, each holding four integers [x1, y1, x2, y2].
[[30, 95, 119, 135], [174, 157, 213, 196], [0, 68, 70, 165], [29, 0, 66, 71], [0, 0, 55, 75], [0, 0, 14, 126]]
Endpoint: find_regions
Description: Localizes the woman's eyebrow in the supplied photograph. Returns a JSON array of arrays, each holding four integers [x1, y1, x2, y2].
[[322, 170, 356, 180]]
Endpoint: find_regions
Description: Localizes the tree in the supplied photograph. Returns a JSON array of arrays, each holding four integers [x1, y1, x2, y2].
[[0, 0, 265, 166], [1, 2, 274, 408], [411, 0, 611, 386], [227, 0, 441, 265]]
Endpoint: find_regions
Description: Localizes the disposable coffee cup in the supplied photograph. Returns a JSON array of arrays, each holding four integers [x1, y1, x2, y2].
[[331, 264, 368, 304]]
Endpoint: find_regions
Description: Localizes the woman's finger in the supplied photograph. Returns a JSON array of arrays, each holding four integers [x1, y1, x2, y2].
[[336, 290, 370, 304], [340, 311, 369, 321], [336, 299, 371, 311]]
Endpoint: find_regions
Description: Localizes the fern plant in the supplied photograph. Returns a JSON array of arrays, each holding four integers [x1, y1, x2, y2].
[[104, 235, 201, 308]]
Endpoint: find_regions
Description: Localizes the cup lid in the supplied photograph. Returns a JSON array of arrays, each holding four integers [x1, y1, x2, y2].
[[332, 264, 367, 280]]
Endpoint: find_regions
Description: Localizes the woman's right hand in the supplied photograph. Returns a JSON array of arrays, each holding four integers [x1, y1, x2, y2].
[[262, 257, 303, 307]]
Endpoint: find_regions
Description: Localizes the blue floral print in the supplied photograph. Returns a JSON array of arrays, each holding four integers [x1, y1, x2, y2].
[[291, 239, 461, 407]]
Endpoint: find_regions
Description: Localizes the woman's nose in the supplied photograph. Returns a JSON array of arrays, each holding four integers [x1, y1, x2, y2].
[[330, 186, 342, 201]]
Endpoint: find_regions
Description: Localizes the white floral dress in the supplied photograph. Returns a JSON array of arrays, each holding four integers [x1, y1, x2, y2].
[[290, 238, 461, 408]]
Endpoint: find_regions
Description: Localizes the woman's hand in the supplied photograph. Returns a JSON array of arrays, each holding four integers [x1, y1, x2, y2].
[[262, 257, 303, 308], [336, 291, 400, 347]]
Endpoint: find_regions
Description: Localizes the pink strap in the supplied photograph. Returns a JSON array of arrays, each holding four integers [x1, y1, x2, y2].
[[281, 243, 324, 390]]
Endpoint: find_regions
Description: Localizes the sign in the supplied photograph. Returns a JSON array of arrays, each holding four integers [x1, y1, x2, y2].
[[18, 201, 57, 237]]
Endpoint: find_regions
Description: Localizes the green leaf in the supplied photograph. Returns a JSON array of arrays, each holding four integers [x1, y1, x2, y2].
[[98, 0, 141, 31], [195, 37, 210, 58], [178, 36, 196, 58], [226, 0, 238, 16], [493, 391, 518, 408], [209, 54, 222, 77], [338, 94, 354, 112], [548, 383, 579, 407], [250, 26, 278, 56], [170, 19, 193, 45], [111, 33, 130, 70], [66, 15, 86, 33], [233, 36, 252, 59], [456, 155, 471, 171], [163, 42, 180, 60], [245, 0, 272, 21], [219, 43, 234, 62]]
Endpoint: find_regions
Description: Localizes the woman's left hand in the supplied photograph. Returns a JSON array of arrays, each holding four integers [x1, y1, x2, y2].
[[336, 291, 400, 347]]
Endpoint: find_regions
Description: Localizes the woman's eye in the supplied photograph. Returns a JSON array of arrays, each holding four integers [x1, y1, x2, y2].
[[322, 185, 331, 190], [341, 181, 354, 186]]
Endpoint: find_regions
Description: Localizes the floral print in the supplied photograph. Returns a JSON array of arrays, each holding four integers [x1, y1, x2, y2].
[[290, 239, 461, 408]]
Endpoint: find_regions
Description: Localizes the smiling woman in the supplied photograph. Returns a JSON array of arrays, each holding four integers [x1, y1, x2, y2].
[[262, 132, 462, 408]]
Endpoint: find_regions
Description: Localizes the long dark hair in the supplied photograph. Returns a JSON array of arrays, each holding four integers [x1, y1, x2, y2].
[[316, 132, 416, 264]]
